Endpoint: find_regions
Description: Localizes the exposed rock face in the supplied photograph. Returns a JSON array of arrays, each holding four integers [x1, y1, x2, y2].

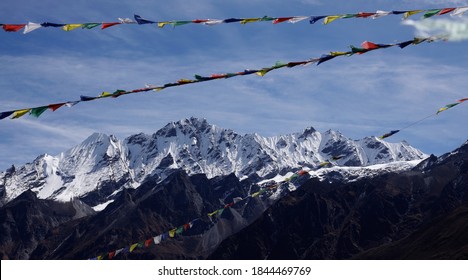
[[0, 191, 94, 260], [209, 141, 468, 259]]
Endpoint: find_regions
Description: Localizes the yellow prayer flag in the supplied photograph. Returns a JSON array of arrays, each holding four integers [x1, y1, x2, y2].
[[177, 79, 194, 84], [240, 18, 261, 24], [323, 15, 342, 25], [330, 51, 350, 57], [11, 109, 30, 119], [97, 255, 103, 260], [251, 191, 261, 198], [63, 24, 83, 31], [208, 210, 219, 217], [158, 22, 170, 28], [256, 69, 270, 76], [436, 107, 448, 114], [403, 10, 422, 19], [129, 243, 138, 252], [100, 92, 112, 97], [169, 229, 176, 238]]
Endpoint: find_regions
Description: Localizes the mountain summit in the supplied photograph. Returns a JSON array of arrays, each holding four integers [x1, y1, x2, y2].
[[0, 117, 426, 208]]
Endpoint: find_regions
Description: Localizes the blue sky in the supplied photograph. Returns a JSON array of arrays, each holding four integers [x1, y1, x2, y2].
[[1, 0, 468, 170]]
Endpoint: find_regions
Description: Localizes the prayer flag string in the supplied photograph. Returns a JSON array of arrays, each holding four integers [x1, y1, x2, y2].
[[1, 6, 467, 34]]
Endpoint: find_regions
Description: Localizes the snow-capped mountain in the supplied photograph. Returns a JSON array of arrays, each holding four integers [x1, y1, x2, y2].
[[0, 117, 427, 207]]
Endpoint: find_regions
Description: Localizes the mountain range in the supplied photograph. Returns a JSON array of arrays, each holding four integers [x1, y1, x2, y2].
[[1, 117, 466, 260], [0, 117, 425, 209]]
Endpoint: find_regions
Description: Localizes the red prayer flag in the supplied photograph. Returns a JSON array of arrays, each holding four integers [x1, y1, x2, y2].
[[108, 251, 116, 260], [48, 103, 66, 111], [273, 17, 294, 24], [298, 170, 309, 176], [361, 41, 380, 50], [224, 202, 235, 208], [357, 12, 375, 18], [3, 24, 26, 32], [458, 98, 468, 103], [439, 8, 456, 15], [192, 19, 208, 23], [102, 22, 121, 29], [144, 239, 153, 248]]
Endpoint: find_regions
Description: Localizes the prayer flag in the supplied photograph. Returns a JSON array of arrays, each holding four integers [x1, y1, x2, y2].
[[204, 19, 224, 25], [310, 16, 326, 24], [357, 12, 375, 18], [134, 14, 155, 24], [403, 10, 423, 19], [240, 18, 261, 24], [30, 106, 48, 117], [372, 11, 391, 19], [223, 18, 243, 23], [288, 16, 309, 23], [114, 248, 124, 257], [192, 19, 208, 23], [423, 9, 442, 18], [119, 18, 135, 24], [65, 101, 80, 107], [451, 7, 468, 17], [437, 103, 460, 114], [317, 54, 336, 65], [273, 17, 294, 24], [102, 22, 121, 29], [3, 24, 26, 32], [158, 21, 171, 28], [82, 23, 100, 29], [63, 24, 82, 31], [153, 235, 162, 244], [323, 15, 342, 24], [439, 8, 456, 15], [48, 103, 66, 111], [397, 40, 414, 49], [11, 109, 31, 119], [171, 21, 192, 27], [129, 243, 138, 252], [144, 239, 153, 248], [24, 22, 42, 34], [41, 22, 65, 27], [80, 95, 96, 101], [0, 111, 15, 120], [378, 130, 400, 139]]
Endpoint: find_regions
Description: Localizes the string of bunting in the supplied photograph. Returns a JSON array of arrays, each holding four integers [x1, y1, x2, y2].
[[1, 36, 466, 139], [377, 97, 468, 139], [89, 169, 310, 260], [1, 6, 468, 34]]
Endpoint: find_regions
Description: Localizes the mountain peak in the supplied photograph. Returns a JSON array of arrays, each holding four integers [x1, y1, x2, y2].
[[155, 117, 214, 138]]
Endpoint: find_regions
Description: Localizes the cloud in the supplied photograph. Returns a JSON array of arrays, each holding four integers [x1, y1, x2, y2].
[[403, 18, 468, 41]]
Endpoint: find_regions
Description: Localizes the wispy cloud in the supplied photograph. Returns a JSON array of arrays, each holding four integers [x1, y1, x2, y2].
[[403, 18, 468, 41]]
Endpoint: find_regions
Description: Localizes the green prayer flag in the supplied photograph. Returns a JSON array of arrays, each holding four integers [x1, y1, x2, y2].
[[423, 9, 442, 18], [82, 23, 100, 29], [30, 106, 48, 118]]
